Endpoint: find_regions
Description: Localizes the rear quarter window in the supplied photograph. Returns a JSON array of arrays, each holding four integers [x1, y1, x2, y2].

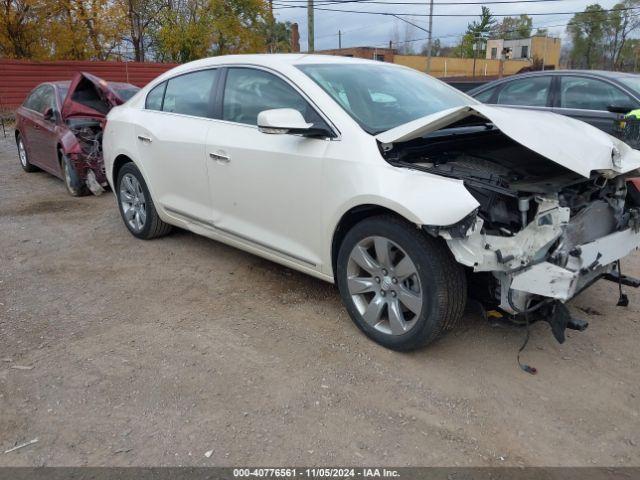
[[473, 87, 497, 103], [146, 82, 166, 111]]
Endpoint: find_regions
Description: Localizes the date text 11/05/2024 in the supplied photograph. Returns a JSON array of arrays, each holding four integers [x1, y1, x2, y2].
[[232, 468, 401, 478]]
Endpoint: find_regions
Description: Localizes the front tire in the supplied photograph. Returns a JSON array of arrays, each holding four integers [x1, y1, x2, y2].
[[336, 215, 467, 351], [60, 151, 88, 197], [116, 163, 172, 239], [16, 133, 37, 172]]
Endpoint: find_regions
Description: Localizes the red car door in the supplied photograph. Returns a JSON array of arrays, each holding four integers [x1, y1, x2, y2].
[[29, 84, 61, 175], [18, 85, 48, 168]]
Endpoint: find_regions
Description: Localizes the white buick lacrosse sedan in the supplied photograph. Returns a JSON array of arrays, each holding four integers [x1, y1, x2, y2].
[[103, 54, 640, 351]]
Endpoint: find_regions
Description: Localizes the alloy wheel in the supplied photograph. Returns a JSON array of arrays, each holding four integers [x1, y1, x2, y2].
[[120, 173, 147, 232], [18, 139, 27, 167], [346, 236, 423, 335]]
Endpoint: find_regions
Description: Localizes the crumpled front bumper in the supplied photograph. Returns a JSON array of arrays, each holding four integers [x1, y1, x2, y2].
[[509, 226, 640, 301]]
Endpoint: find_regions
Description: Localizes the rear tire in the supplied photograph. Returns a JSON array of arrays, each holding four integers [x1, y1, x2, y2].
[[116, 162, 172, 239], [336, 215, 467, 351], [60, 151, 88, 197], [16, 133, 37, 172]]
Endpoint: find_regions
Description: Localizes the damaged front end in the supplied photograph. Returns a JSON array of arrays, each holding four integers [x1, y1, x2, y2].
[[62, 118, 106, 195], [380, 105, 640, 342], [61, 72, 137, 195]]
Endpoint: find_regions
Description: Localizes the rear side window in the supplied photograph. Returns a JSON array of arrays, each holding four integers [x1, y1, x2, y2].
[[146, 82, 166, 110], [222, 68, 319, 126], [559, 76, 635, 111], [496, 76, 552, 107], [162, 69, 218, 117]]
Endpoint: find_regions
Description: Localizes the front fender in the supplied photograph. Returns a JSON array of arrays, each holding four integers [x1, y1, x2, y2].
[[322, 161, 480, 277], [329, 166, 479, 232], [59, 130, 82, 155]]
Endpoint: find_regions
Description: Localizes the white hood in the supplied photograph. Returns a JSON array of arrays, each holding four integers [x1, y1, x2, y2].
[[376, 104, 640, 178]]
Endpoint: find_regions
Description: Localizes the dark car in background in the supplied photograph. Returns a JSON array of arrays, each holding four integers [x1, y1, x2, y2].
[[15, 72, 139, 196], [468, 70, 640, 134], [469, 70, 640, 203]]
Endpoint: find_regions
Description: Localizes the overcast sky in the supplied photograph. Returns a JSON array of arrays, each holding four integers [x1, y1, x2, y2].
[[273, 0, 624, 52]]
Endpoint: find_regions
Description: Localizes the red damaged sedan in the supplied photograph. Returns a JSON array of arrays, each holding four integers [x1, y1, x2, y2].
[[14, 72, 139, 196]]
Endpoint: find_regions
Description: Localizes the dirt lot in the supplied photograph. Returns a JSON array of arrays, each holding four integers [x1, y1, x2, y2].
[[1, 131, 639, 468]]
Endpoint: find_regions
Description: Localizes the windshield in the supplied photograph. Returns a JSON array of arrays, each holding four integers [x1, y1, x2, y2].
[[297, 63, 474, 134]]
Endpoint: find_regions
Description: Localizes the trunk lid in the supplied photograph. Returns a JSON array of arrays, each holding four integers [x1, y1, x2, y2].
[[376, 104, 640, 178]]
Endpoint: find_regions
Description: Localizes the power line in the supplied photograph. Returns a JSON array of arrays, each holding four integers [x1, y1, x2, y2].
[[376, 11, 640, 47], [273, 3, 640, 16], [275, 0, 575, 6]]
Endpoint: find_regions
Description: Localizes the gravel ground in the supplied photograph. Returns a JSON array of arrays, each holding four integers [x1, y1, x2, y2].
[[1, 131, 639, 467]]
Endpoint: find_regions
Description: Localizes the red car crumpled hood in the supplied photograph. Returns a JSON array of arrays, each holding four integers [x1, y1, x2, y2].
[[61, 72, 125, 120]]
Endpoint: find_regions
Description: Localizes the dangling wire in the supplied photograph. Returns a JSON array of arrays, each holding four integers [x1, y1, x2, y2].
[[616, 260, 629, 307], [517, 313, 537, 375]]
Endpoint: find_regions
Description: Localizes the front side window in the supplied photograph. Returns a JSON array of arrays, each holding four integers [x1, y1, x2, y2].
[[40, 86, 56, 113], [297, 63, 472, 134], [162, 69, 218, 117], [496, 76, 551, 107], [559, 76, 635, 111], [23, 85, 48, 113], [222, 68, 321, 126]]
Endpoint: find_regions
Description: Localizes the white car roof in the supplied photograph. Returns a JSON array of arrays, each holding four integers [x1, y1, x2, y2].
[[161, 53, 397, 78]]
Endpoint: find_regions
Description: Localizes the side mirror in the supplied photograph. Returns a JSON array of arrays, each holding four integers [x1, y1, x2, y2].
[[43, 107, 56, 122], [607, 104, 636, 114], [257, 108, 332, 138]]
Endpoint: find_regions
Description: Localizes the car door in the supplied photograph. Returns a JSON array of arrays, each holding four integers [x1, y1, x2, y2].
[[553, 76, 639, 133], [19, 85, 49, 168], [32, 84, 62, 174], [205, 66, 332, 269], [491, 75, 554, 112], [133, 69, 219, 222]]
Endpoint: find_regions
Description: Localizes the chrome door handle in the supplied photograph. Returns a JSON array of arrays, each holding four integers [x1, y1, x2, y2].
[[209, 152, 230, 163], [137, 135, 152, 143]]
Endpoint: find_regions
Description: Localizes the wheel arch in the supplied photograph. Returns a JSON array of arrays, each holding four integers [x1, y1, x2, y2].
[[112, 154, 133, 185], [330, 204, 418, 281]]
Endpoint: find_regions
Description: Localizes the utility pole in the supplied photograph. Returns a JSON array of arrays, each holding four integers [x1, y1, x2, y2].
[[425, 0, 434, 73], [541, 32, 548, 71], [338, 30, 342, 49], [472, 34, 480, 79], [307, 0, 314, 52], [269, 0, 274, 52]]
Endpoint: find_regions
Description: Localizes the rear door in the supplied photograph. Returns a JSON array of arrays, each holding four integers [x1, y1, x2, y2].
[[553, 76, 639, 133], [133, 69, 219, 222]]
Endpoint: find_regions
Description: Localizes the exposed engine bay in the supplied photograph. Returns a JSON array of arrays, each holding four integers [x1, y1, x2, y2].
[[382, 119, 640, 343], [67, 118, 104, 194]]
